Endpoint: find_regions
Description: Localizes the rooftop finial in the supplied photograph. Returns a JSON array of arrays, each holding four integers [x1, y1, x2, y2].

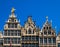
[[46, 16, 48, 21], [11, 7, 16, 13]]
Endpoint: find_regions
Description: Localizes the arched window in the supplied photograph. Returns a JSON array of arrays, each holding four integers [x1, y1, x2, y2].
[[44, 27, 45, 29], [47, 27, 48, 29], [28, 28, 31, 34]]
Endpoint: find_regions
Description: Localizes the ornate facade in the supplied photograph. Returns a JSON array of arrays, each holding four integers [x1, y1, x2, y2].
[[3, 8, 21, 47], [21, 16, 39, 47], [39, 17, 56, 47], [0, 8, 59, 47]]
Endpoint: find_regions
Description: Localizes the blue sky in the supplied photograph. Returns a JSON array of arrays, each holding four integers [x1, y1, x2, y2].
[[0, 0, 60, 34]]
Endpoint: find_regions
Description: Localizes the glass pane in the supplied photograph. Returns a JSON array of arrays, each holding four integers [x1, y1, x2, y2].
[[40, 38, 43, 43], [44, 38, 47, 44], [48, 38, 51, 43]]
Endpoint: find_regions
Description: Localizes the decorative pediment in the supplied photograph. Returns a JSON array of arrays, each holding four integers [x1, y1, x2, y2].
[[41, 16, 56, 36], [24, 16, 36, 30], [42, 16, 52, 30], [24, 16, 38, 34], [4, 8, 21, 29]]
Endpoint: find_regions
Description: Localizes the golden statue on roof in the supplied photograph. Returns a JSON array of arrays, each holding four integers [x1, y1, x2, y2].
[[11, 7, 16, 13]]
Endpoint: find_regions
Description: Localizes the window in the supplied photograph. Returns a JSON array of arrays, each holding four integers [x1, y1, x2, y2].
[[7, 38, 10, 44], [18, 38, 20, 40], [18, 40, 20, 44], [36, 36, 39, 41], [4, 32, 7, 36], [48, 31, 51, 35], [15, 24, 17, 28], [44, 27, 45, 29], [44, 31, 47, 35], [8, 24, 10, 28], [28, 28, 31, 34], [33, 30, 34, 34], [53, 38, 56, 43], [8, 33, 10, 36], [13, 38, 17, 44], [14, 30, 17, 36], [48, 38, 51, 43], [11, 33, 14, 36], [8, 30, 10, 36], [8, 23, 17, 28], [23, 43, 37, 47], [11, 24, 14, 28], [11, 19, 14, 22], [17, 30, 21, 36], [22, 36, 24, 40], [41, 33, 43, 35], [18, 33, 20, 36], [15, 33, 17, 36], [44, 38, 47, 44], [47, 27, 48, 29], [17, 38, 20, 44], [49, 27, 51, 29], [52, 33, 54, 35], [4, 38, 7, 44], [40, 38, 43, 44], [25, 36, 28, 40], [28, 36, 31, 40], [58, 43, 60, 47], [32, 36, 35, 41], [8, 23, 14, 28], [14, 40, 17, 44]]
